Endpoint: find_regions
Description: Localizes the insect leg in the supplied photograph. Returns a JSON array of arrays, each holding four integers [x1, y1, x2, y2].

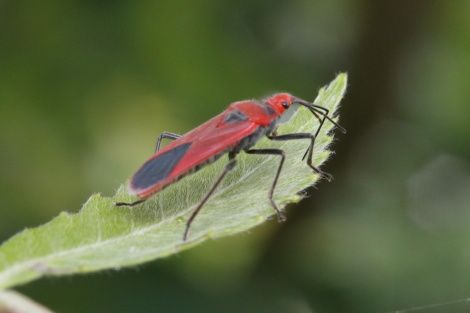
[[302, 104, 345, 160], [268, 133, 333, 182], [184, 155, 237, 241], [244, 148, 287, 221], [115, 199, 146, 207], [155, 132, 181, 153]]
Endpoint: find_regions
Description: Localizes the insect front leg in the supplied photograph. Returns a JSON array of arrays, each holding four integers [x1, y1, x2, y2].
[[155, 132, 181, 153], [267, 133, 333, 182], [184, 154, 238, 241], [244, 148, 287, 221]]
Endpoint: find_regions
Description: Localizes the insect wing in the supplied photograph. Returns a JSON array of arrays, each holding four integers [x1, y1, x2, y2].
[[128, 113, 259, 198]]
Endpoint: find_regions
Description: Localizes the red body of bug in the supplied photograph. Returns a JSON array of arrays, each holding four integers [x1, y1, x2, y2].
[[116, 93, 345, 240]]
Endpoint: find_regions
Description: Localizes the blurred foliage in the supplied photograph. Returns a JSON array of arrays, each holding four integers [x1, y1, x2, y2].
[[1, 0, 470, 312]]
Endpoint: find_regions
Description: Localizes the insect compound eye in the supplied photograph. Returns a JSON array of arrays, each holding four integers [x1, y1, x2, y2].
[[281, 101, 289, 109]]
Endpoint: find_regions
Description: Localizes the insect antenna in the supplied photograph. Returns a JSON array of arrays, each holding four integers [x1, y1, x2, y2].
[[307, 104, 346, 134], [294, 99, 346, 161], [294, 98, 346, 134]]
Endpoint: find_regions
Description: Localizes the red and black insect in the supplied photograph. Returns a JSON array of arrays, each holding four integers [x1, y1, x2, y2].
[[116, 93, 345, 240]]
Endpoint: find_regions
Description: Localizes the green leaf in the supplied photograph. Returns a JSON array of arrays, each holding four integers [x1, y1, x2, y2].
[[0, 73, 347, 290]]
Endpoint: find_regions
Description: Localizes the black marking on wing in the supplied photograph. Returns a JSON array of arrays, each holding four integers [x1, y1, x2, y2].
[[257, 102, 276, 115], [131, 143, 192, 189], [223, 109, 249, 124]]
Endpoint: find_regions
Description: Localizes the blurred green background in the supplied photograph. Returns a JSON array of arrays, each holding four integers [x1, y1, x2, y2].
[[2, 0, 470, 312]]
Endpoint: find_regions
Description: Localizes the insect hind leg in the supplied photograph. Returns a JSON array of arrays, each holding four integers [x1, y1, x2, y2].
[[184, 156, 238, 241], [115, 199, 146, 207], [155, 132, 181, 153]]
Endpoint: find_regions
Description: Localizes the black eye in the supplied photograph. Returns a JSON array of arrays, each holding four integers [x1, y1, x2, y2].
[[281, 101, 289, 109]]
